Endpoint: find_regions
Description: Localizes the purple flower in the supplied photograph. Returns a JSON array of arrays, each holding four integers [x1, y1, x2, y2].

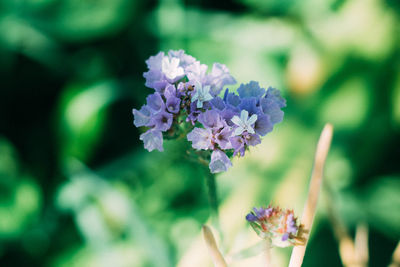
[[214, 127, 233, 150], [254, 113, 273, 136], [209, 150, 232, 173], [238, 97, 262, 116], [186, 61, 208, 82], [245, 206, 302, 247], [140, 130, 163, 152], [134, 50, 286, 173], [265, 87, 286, 108], [146, 92, 164, 113], [230, 136, 245, 157], [166, 96, 181, 114], [168, 50, 196, 68], [207, 63, 236, 96], [210, 97, 226, 111], [260, 87, 286, 125], [132, 105, 151, 127], [244, 133, 261, 147], [224, 91, 241, 107], [198, 110, 224, 130], [164, 84, 177, 99], [237, 81, 266, 98], [246, 213, 258, 222], [150, 111, 173, 132], [187, 127, 213, 150]]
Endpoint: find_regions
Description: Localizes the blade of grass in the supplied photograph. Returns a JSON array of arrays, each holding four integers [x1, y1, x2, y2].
[[202, 225, 228, 267], [288, 123, 333, 267]]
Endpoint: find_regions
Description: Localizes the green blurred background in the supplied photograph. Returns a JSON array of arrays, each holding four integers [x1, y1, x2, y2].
[[0, 0, 400, 266]]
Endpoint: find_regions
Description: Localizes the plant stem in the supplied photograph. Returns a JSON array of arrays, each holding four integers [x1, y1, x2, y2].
[[202, 225, 228, 267], [288, 123, 334, 267], [265, 240, 272, 267], [205, 170, 223, 238]]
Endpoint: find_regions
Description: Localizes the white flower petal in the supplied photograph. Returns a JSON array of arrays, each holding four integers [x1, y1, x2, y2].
[[231, 115, 242, 126], [234, 127, 244, 136], [247, 114, 258, 125], [240, 110, 249, 122]]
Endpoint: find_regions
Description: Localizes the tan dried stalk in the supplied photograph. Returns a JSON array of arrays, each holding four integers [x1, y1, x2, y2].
[[288, 123, 333, 267], [354, 223, 369, 267], [202, 225, 228, 267], [388, 241, 400, 267]]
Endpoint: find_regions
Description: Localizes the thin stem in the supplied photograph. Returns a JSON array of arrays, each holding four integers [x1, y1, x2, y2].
[[202, 225, 228, 267], [288, 123, 334, 267], [265, 240, 272, 267], [205, 170, 220, 228]]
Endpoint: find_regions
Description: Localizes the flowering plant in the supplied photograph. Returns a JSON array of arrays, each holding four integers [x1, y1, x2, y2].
[[132, 50, 286, 173], [246, 206, 306, 247]]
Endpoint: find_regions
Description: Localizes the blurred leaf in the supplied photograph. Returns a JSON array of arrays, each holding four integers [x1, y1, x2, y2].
[[57, 80, 123, 162], [0, 178, 41, 239], [392, 71, 400, 128], [56, 159, 174, 267], [320, 78, 370, 129], [364, 176, 400, 238], [46, 0, 136, 42]]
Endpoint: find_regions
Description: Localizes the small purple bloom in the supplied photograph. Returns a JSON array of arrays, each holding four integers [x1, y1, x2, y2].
[[132, 105, 151, 127], [168, 49, 196, 68], [146, 92, 164, 113], [246, 213, 258, 222], [225, 91, 241, 107], [265, 87, 286, 108], [187, 127, 213, 150], [186, 61, 208, 82], [238, 97, 262, 116], [207, 63, 236, 96], [244, 133, 261, 147], [254, 113, 273, 136], [166, 96, 181, 114], [237, 81, 266, 98], [214, 127, 233, 150], [209, 150, 232, 173], [164, 84, 177, 99], [230, 136, 245, 157], [210, 97, 226, 111], [150, 111, 173, 131], [140, 130, 163, 152], [198, 110, 224, 130]]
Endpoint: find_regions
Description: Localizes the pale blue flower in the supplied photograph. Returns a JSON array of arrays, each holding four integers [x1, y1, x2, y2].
[[231, 110, 258, 136], [191, 81, 213, 108]]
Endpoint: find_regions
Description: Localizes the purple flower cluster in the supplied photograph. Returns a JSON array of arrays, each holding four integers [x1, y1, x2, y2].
[[132, 50, 286, 173], [246, 206, 303, 247]]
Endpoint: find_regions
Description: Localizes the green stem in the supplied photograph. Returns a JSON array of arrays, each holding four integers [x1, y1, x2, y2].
[[205, 170, 219, 224]]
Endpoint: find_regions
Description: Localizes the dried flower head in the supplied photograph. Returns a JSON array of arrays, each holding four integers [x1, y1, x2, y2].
[[246, 206, 307, 247]]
